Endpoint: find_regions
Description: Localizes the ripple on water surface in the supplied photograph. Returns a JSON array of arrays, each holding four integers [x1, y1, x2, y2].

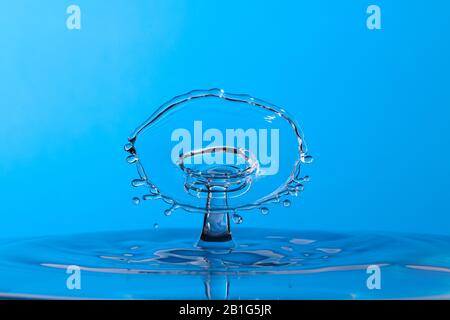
[[0, 228, 449, 299]]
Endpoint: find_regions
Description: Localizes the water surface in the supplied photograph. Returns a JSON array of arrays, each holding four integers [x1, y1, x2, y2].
[[0, 228, 449, 299]]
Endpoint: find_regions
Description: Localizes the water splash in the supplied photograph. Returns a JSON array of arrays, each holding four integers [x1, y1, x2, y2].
[[125, 89, 312, 243]]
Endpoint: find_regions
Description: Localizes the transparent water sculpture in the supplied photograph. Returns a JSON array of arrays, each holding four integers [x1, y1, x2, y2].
[[125, 89, 312, 244]]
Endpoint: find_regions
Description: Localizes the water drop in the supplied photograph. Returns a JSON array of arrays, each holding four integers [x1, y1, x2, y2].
[[289, 184, 304, 196], [149, 185, 160, 194], [260, 207, 270, 215], [283, 199, 291, 207], [131, 179, 146, 187], [126, 155, 138, 164], [143, 194, 161, 201], [132, 197, 140, 205], [124, 143, 134, 152], [302, 155, 313, 164], [153, 223, 159, 229], [232, 213, 243, 224], [164, 205, 177, 216]]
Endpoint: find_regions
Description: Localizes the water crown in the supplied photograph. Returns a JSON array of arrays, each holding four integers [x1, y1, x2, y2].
[[125, 89, 312, 244]]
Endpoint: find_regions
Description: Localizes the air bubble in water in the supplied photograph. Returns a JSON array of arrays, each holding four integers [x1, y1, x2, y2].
[[153, 223, 159, 229], [132, 197, 140, 205], [260, 207, 270, 215]]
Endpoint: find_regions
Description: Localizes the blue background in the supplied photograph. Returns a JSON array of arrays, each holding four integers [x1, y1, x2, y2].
[[1, 1, 449, 238]]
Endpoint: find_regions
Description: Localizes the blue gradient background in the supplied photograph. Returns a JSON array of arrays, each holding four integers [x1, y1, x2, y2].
[[1, 1, 449, 238]]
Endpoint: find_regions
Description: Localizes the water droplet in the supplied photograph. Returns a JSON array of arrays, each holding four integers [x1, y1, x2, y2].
[[302, 155, 313, 164], [153, 223, 159, 229], [131, 179, 146, 187], [132, 197, 140, 205], [232, 213, 243, 224], [124, 143, 134, 152], [283, 199, 291, 207], [260, 207, 269, 215], [126, 155, 138, 164], [303, 175, 310, 182], [149, 185, 160, 194], [289, 184, 304, 196], [143, 194, 161, 201], [164, 205, 176, 216]]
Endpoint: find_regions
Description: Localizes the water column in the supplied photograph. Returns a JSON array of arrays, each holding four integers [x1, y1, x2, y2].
[[178, 147, 257, 245], [201, 187, 232, 242]]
